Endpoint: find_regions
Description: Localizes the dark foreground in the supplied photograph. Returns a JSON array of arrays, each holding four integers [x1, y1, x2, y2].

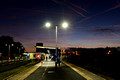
[[25, 61, 86, 80]]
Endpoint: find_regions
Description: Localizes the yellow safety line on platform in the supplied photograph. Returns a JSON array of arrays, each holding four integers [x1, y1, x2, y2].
[[63, 61, 106, 80], [4, 61, 43, 80], [19, 62, 42, 80]]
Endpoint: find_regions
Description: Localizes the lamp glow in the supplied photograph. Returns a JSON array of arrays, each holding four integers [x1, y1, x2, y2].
[[45, 22, 51, 28], [62, 22, 68, 29]]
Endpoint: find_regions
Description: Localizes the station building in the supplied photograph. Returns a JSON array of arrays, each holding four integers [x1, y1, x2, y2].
[[26, 43, 61, 60]]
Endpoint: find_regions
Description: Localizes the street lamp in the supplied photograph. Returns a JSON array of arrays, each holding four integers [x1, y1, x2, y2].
[[62, 22, 68, 29], [5, 44, 14, 61], [45, 21, 69, 70], [17, 47, 23, 60], [45, 22, 51, 28]]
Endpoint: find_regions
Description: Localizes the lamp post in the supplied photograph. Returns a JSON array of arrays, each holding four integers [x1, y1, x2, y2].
[[6, 44, 14, 61], [45, 21, 68, 70], [55, 26, 58, 70], [17, 47, 23, 60]]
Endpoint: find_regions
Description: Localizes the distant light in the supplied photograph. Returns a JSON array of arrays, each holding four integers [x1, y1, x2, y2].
[[107, 52, 110, 55], [21, 47, 23, 49], [109, 50, 111, 52], [107, 50, 111, 55], [72, 52, 75, 54], [11, 44, 14, 46], [47, 50, 50, 54], [62, 22, 68, 29], [9, 57, 11, 61], [62, 52, 66, 54], [23, 53, 27, 55], [68, 52, 70, 54], [5, 44, 7, 46], [37, 54, 40, 58], [27, 54, 30, 57], [45, 22, 51, 28]]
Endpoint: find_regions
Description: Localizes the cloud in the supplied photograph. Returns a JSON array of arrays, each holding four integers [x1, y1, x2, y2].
[[110, 32, 120, 37], [67, 6, 86, 17], [77, 38, 119, 42], [65, 1, 88, 13], [87, 28, 120, 37], [76, 4, 120, 23], [88, 28, 119, 33], [79, 43, 118, 48], [113, 25, 120, 27], [74, 41, 120, 48], [97, 25, 120, 28], [92, 29, 115, 32], [76, 16, 91, 23], [52, 0, 86, 17]]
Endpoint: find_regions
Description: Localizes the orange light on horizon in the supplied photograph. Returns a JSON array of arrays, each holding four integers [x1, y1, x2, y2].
[[107, 52, 110, 55], [72, 52, 75, 54], [109, 50, 111, 52], [76, 51, 80, 56], [68, 52, 71, 54], [62, 52, 66, 54], [107, 50, 112, 55]]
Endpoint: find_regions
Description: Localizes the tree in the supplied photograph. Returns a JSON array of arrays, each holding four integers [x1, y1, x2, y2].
[[0, 36, 25, 59], [0, 36, 14, 57]]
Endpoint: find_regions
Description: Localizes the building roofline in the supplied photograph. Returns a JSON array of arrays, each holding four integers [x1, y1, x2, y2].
[[36, 46, 60, 49]]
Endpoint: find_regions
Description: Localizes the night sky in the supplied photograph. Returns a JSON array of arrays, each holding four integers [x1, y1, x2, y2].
[[0, 0, 120, 52]]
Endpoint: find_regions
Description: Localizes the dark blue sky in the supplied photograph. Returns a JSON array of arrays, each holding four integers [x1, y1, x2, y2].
[[0, 0, 120, 52]]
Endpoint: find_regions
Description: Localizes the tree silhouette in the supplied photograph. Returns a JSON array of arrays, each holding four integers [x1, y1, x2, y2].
[[0, 36, 25, 59]]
